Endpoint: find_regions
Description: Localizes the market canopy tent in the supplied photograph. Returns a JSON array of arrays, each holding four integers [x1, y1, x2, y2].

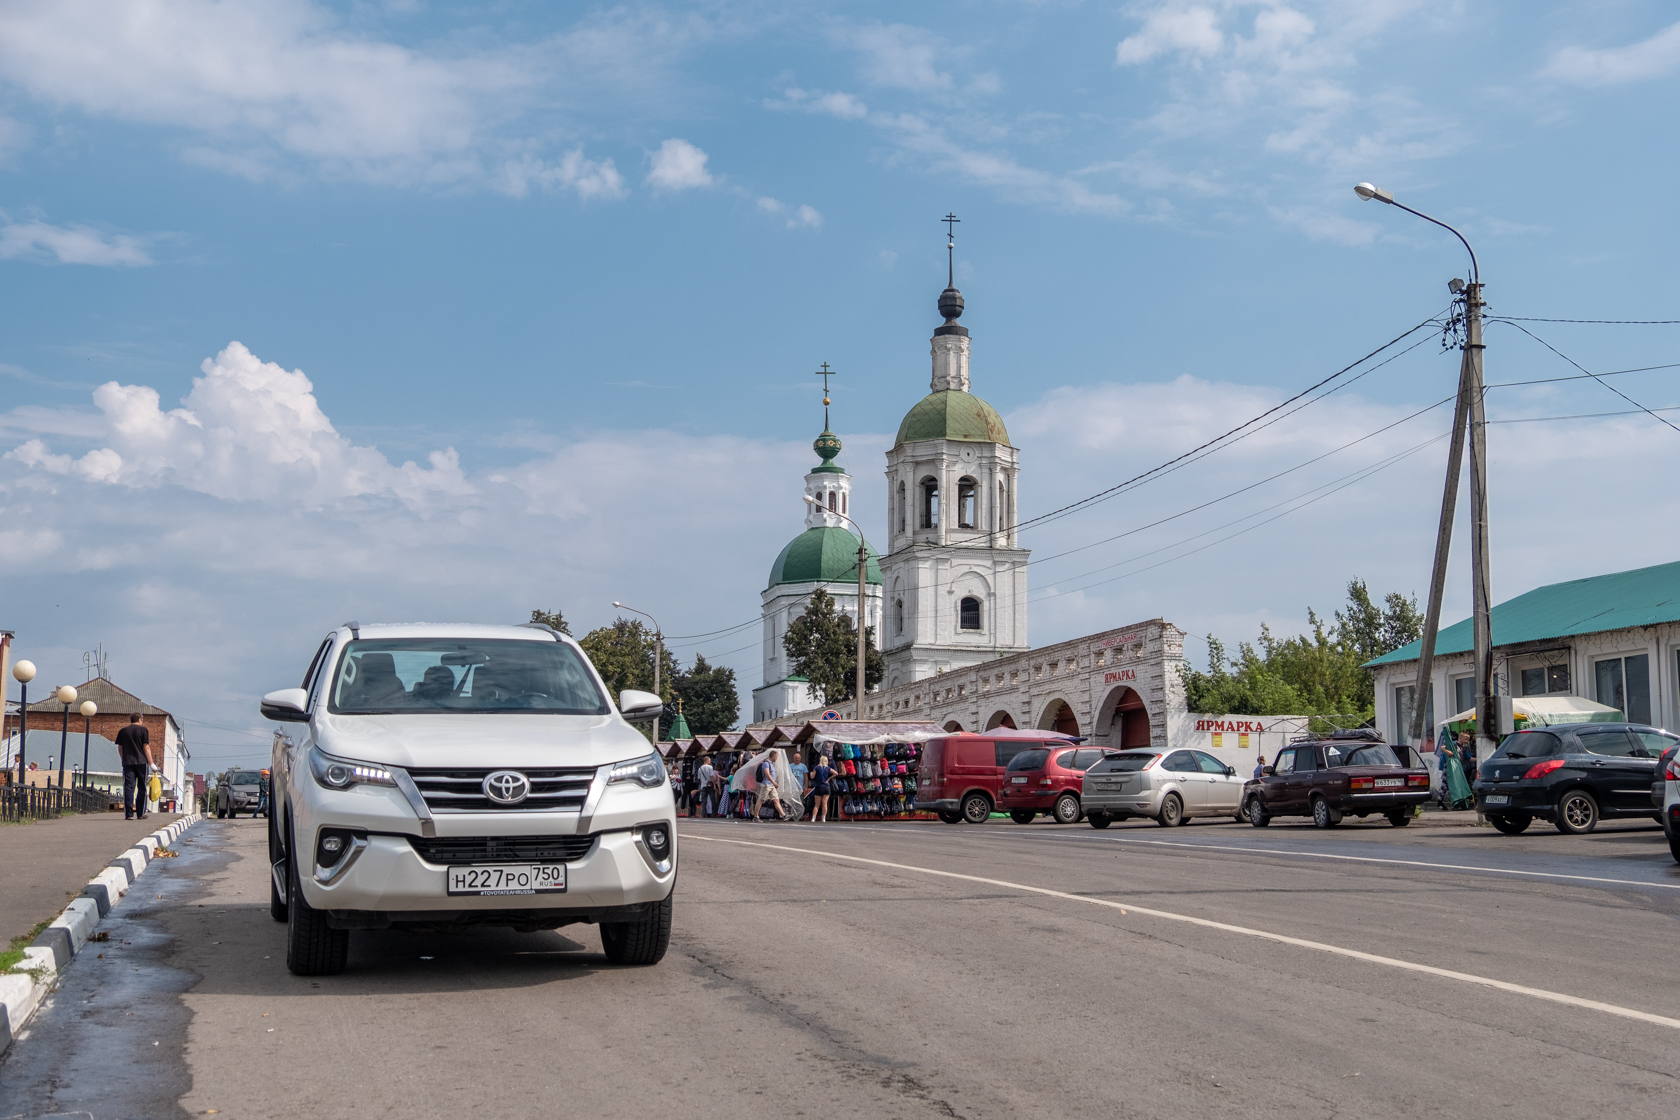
[[1443, 694, 1622, 730]]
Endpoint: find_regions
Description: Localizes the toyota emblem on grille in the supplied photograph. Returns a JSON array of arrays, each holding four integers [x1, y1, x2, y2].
[[483, 770, 531, 805]]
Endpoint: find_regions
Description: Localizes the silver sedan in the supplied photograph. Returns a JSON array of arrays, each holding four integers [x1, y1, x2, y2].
[[1082, 748, 1246, 828]]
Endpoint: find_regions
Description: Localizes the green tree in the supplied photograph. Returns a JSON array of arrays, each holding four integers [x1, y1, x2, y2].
[[528, 608, 572, 635], [1181, 579, 1423, 727], [667, 654, 739, 737], [782, 587, 884, 706], [578, 617, 677, 741]]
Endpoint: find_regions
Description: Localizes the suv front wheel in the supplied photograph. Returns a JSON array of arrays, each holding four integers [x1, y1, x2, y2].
[[286, 825, 350, 976], [601, 893, 673, 966]]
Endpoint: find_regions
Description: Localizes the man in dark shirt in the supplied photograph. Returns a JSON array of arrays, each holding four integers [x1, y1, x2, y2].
[[115, 714, 151, 820]]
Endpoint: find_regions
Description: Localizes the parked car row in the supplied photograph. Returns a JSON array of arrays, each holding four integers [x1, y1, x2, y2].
[[916, 725, 1680, 855]]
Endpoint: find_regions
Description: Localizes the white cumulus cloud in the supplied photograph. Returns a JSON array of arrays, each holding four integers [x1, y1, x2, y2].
[[1545, 21, 1680, 86], [646, 138, 714, 191], [0, 217, 153, 266], [1117, 5, 1225, 65]]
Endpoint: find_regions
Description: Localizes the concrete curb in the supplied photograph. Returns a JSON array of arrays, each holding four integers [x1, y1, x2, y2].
[[0, 812, 204, 1052]]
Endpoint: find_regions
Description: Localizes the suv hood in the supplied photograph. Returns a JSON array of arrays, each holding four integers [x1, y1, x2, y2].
[[313, 712, 653, 770]]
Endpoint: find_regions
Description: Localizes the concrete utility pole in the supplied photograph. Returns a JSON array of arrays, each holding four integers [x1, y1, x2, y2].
[[1355, 183, 1494, 755]]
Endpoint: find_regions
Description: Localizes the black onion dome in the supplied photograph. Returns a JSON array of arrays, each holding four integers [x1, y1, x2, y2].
[[938, 286, 964, 321]]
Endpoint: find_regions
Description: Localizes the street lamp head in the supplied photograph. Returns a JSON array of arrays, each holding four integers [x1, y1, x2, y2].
[[12, 659, 35, 684], [611, 601, 624, 608], [55, 685, 77, 705], [80, 701, 97, 718], [802, 495, 818, 505], [1448, 278, 1465, 294], [1353, 182, 1394, 204]]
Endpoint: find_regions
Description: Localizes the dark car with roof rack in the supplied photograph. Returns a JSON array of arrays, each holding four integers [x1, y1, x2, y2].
[[1244, 730, 1430, 829]]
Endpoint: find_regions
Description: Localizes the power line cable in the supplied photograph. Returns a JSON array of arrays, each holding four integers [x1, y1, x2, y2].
[[1493, 316, 1680, 325], [1484, 361, 1680, 388], [1489, 321, 1680, 435], [1008, 313, 1446, 535], [1489, 406, 1680, 424]]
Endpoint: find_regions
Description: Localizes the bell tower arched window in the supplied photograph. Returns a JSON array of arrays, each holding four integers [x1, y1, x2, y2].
[[921, 478, 939, 529], [959, 596, 982, 630], [957, 477, 977, 528], [827, 491, 836, 512], [894, 597, 904, 635], [897, 481, 905, 532]]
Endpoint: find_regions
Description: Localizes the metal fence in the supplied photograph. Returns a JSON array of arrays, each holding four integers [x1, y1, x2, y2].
[[0, 783, 116, 823]]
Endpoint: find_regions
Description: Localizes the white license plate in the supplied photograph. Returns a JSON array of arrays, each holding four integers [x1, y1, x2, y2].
[[446, 863, 566, 896], [1011, 776, 1028, 784], [1375, 777, 1404, 789], [1484, 795, 1509, 806]]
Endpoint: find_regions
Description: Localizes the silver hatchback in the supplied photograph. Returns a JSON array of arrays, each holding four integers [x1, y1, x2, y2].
[[1082, 748, 1246, 828]]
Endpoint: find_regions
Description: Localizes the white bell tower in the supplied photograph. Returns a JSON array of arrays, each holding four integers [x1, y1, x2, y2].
[[879, 240, 1029, 688]]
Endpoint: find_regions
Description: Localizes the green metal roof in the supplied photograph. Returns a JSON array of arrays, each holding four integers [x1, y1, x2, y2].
[[667, 709, 692, 739], [1365, 560, 1680, 667], [894, 390, 1009, 447], [767, 526, 882, 589]]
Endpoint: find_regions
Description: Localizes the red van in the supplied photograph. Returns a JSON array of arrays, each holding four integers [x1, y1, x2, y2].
[[916, 732, 1076, 824]]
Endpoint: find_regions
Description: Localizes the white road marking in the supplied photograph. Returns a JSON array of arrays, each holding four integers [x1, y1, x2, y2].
[[1056, 833, 1680, 891], [682, 831, 1680, 1031]]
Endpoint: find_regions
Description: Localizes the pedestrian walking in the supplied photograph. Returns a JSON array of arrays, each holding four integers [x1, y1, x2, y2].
[[754, 753, 786, 821], [1439, 732, 1475, 811], [116, 714, 151, 820], [811, 754, 833, 823]]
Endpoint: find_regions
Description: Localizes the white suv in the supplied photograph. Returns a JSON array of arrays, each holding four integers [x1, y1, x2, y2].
[[262, 622, 676, 976]]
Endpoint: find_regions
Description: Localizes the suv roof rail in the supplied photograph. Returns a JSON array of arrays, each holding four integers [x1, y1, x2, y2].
[[342, 620, 360, 638], [518, 622, 564, 639]]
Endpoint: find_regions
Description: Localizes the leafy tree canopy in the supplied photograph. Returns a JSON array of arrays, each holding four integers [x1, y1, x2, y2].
[[1182, 579, 1422, 726], [668, 654, 739, 738], [577, 617, 678, 742], [783, 588, 884, 706], [528, 608, 572, 635]]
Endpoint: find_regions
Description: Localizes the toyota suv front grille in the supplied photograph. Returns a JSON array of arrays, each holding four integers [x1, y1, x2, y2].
[[407, 834, 599, 864], [406, 767, 596, 813]]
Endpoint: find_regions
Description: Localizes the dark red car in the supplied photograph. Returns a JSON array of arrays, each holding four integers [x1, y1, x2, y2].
[[1246, 733, 1430, 828], [997, 745, 1117, 824]]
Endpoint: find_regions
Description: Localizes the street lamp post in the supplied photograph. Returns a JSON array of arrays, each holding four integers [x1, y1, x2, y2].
[[805, 496, 872, 718], [611, 601, 665, 736], [80, 700, 97, 791], [1355, 182, 1494, 757], [11, 659, 34, 785], [55, 685, 77, 791]]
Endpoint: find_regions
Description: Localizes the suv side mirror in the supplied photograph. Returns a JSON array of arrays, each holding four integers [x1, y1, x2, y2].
[[619, 689, 663, 720], [260, 688, 310, 723], [1262, 765, 1275, 777]]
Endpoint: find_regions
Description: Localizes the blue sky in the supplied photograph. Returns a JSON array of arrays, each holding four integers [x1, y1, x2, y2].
[[0, 0, 1676, 767]]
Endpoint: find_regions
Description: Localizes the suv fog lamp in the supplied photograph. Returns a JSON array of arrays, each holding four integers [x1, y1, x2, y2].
[[309, 746, 397, 791], [642, 823, 672, 861], [608, 753, 666, 789], [315, 827, 362, 869]]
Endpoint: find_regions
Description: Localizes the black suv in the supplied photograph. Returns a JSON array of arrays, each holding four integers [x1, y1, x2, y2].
[[1472, 723, 1678, 835]]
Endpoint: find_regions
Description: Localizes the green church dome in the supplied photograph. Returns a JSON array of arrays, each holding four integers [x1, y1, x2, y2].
[[894, 390, 1010, 447], [767, 526, 883, 589]]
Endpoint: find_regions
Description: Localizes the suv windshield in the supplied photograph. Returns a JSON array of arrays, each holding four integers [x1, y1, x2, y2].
[[1324, 744, 1400, 768], [229, 771, 264, 785], [1090, 752, 1157, 773], [1006, 749, 1050, 772], [328, 638, 609, 715]]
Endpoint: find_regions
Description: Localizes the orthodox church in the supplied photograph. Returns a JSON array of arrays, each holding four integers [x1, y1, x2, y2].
[[751, 263, 1029, 722]]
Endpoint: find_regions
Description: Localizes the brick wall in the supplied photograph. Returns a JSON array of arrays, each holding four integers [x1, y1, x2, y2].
[[4, 712, 168, 767]]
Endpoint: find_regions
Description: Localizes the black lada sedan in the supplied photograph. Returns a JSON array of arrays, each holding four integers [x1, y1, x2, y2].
[[1473, 723, 1678, 835]]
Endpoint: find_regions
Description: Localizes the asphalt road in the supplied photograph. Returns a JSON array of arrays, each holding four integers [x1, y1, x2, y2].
[[4, 812, 1680, 1119]]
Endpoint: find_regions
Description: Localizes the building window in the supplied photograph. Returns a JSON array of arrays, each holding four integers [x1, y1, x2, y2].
[[894, 598, 904, 635], [1453, 675, 1474, 715], [827, 491, 836, 512], [1520, 663, 1570, 696], [1393, 683, 1434, 747], [1595, 654, 1650, 724], [957, 477, 977, 528], [841, 493, 847, 515], [921, 478, 939, 528], [897, 481, 906, 532], [959, 596, 981, 630]]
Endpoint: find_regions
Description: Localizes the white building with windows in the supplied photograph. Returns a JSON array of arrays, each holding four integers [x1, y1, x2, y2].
[[1367, 560, 1680, 745], [880, 280, 1030, 685], [750, 429, 883, 724]]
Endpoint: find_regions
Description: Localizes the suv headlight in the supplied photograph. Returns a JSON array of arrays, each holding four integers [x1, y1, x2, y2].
[[309, 746, 397, 791], [608, 753, 666, 789]]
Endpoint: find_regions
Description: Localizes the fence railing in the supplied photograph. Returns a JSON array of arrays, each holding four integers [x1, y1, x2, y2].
[[0, 783, 117, 823]]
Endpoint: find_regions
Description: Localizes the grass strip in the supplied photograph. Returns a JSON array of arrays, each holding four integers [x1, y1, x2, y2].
[[0, 918, 56, 973]]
